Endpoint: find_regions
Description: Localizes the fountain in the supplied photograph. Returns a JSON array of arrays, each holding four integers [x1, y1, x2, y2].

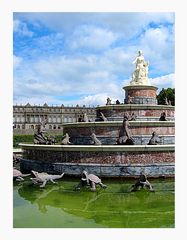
[[19, 51, 175, 178]]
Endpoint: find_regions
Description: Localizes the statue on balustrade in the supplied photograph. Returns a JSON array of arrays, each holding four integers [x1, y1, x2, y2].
[[106, 97, 112, 105], [117, 115, 134, 145], [90, 133, 102, 145], [128, 112, 137, 121], [159, 112, 167, 121], [147, 131, 160, 145], [83, 113, 89, 122], [61, 133, 72, 145]]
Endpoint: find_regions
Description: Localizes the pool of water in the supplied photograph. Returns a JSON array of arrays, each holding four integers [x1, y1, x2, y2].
[[13, 177, 174, 228]]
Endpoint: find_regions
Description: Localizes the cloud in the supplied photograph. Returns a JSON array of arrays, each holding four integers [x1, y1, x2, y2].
[[13, 13, 175, 106], [13, 55, 22, 69], [77, 94, 115, 106], [139, 26, 174, 74], [13, 19, 34, 37], [69, 25, 118, 50], [150, 73, 175, 88], [14, 12, 174, 39], [13, 53, 125, 105]]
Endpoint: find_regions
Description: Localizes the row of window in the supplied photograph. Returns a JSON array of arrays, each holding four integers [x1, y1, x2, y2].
[[14, 107, 95, 113], [14, 108, 62, 113], [13, 115, 62, 123], [13, 115, 95, 123], [14, 124, 62, 130]]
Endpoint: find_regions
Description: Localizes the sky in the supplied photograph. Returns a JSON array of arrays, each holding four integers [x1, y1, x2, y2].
[[13, 12, 175, 107]]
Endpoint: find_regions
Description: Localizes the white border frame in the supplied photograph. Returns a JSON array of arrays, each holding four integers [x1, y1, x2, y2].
[[0, 0, 186, 239]]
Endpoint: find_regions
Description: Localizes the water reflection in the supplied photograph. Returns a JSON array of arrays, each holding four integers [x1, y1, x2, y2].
[[14, 178, 175, 228]]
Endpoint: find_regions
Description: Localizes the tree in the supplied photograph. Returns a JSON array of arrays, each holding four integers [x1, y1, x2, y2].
[[157, 88, 175, 106]]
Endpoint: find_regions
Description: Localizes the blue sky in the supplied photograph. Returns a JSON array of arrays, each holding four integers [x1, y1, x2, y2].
[[13, 12, 175, 106]]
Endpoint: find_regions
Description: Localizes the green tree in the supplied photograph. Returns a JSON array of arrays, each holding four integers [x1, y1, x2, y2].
[[157, 88, 175, 106]]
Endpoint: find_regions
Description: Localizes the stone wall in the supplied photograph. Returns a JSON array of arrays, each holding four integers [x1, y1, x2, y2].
[[69, 135, 175, 145], [123, 85, 158, 105], [63, 121, 175, 145], [20, 159, 174, 178], [96, 106, 175, 119], [22, 148, 175, 164], [19, 144, 175, 177]]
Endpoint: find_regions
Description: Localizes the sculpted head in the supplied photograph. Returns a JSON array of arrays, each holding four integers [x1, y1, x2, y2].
[[138, 50, 143, 56]]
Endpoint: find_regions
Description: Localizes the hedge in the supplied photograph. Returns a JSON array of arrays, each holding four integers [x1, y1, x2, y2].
[[13, 134, 63, 148]]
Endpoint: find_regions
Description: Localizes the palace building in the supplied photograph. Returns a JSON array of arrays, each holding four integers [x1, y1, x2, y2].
[[13, 103, 96, 134]]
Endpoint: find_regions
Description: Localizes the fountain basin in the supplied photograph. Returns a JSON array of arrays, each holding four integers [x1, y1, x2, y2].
[[96, 104, 175, 120], [20, 144, 175, 177], [63, 121, 175, 145]]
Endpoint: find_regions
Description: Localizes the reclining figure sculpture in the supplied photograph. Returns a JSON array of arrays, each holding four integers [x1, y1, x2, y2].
[[34, 120, 56, 145]]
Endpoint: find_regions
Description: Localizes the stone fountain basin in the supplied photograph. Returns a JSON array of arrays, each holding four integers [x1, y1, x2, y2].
[[19, 144, 175, 177], [96, 104, 175, 118], [62, 121, 175, 145]]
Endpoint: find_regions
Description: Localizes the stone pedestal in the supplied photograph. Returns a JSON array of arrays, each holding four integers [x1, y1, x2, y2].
[[123, 85, 158, 105]]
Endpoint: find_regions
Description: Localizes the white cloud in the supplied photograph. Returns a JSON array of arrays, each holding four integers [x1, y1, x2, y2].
[[150, 73, 175, 88], [69, 25, 118, 50], [13, 13, 175, 105], [13, 53, 125, 105], [77, 94, 110, 106], [14, 12, 174, 39], [139, 26, 174, 74], [13, 55, 22, 69], [13, 19, 34, 37]]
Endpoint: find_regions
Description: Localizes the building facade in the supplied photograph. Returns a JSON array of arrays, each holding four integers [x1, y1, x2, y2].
[[13, 103, 96, 134]]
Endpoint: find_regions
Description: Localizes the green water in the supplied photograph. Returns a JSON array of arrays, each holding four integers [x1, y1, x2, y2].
[[13, 178, 174, 228]]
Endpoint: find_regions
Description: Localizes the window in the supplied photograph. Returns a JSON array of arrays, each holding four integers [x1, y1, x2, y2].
[[57, 117, 61, 123], [53, 116, 56, 123], [21, 116, 25, 122]]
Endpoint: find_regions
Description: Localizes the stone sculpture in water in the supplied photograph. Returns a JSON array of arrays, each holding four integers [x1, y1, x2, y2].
[[131, 172, 154, 192], [75, 170, 107, 191], [30, 170, 64, 188], [13, 168, 31, 181]]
